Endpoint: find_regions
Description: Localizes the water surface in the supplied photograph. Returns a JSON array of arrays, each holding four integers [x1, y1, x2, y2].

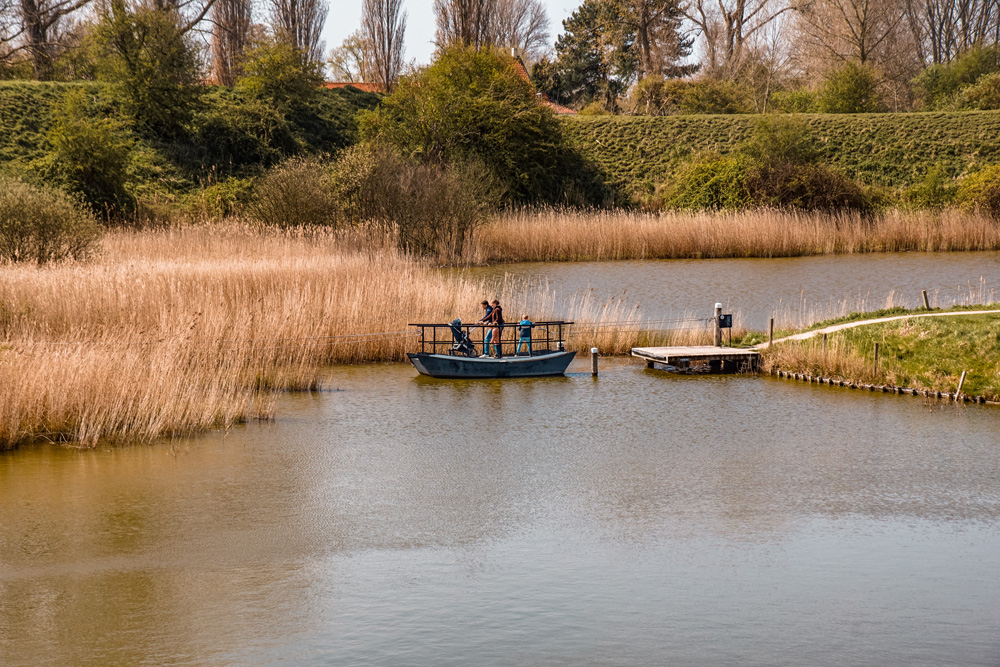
[[459, 252, 1000, 328], [2, 359, 999, 665]]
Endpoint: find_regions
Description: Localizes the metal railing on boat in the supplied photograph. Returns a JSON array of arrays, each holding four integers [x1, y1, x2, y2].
[[407, 321, 573, 357]]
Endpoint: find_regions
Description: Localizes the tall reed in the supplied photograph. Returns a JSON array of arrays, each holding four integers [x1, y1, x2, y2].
[[469, 208, 1000, 263], [0, 223, 670, 448]]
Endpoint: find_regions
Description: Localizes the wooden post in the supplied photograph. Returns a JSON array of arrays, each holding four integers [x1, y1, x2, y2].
[[873, 342, 879, 376], [714, 303, 723, 347], [956, 370, 967, 401], [768, 318, 774, 347], [922, 290, 930, 310], [591, 347, 599, 376], [822, 333, 827, 356]]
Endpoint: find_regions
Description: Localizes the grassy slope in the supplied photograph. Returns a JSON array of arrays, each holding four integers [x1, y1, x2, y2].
[[764, 309, 1000, 399], [561, 112, 1000, 196], [0, 80, 380, 191]]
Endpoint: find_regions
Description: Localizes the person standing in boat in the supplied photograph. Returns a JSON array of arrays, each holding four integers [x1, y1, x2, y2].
[[516, 315, 533, 355], [477, 300, 493, 357], [489, 299, 504, 358]]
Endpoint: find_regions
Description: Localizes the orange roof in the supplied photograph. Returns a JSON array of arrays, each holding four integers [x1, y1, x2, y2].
[[325, 82, 384, 93], [510, 51, 577, 115]]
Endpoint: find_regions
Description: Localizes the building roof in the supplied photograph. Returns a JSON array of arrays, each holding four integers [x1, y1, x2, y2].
[[324, 81, 384, 93], [510, 51, 577, 115]]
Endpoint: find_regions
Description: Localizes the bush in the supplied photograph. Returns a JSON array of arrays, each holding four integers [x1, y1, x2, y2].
[[956, 164, 1000, 218], [247, 158, 337, 228], [663, 118, 871, 212], [769, 88, 817, 113], [817, 62, 884, 113], [195, 93, 300, 169], [95, 1, 200, 137], [901, 167, 958, 209], [0, 178, 102, 263], [45, 89, 134, 218], [915, 46, 1000, 109], [359, 46, 573, 204], [579, 101, 612, 116], [198, 178, 255, 218], [955, 71, 1000, 110], [679, 79, 753, 114], [332, 144, 500, 257], [236, 40, 324, 110]]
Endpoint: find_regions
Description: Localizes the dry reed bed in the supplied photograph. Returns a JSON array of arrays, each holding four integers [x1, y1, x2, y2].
[[0, 224, 668, 449], [470, 209, 1000, 263]]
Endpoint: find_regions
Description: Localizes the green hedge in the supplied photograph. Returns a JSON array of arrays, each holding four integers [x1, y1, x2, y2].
[[561, 111, 1000, 198]]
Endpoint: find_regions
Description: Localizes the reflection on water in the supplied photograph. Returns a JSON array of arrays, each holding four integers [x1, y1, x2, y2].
[[2, 359, 1000, 666], [457, 252, 1000, 328]]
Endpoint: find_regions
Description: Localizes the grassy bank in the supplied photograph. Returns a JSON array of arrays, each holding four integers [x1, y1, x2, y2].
[[0, 223, 707, 449], [562, 112, 1000, 198], [469, 208, 1000, 263], [762, 309, 1000, 400]]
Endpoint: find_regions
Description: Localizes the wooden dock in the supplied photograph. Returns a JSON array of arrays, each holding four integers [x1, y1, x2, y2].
[[631, 346, 760, 372]]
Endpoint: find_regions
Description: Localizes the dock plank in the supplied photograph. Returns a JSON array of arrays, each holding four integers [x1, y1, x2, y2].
[[631, 346, 760, 365]]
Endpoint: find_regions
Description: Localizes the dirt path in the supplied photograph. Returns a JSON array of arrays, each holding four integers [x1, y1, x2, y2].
[[758, 309, 1000, 349]]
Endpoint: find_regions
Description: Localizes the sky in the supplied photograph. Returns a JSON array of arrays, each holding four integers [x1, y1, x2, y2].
[[324, 0, 580, 72]]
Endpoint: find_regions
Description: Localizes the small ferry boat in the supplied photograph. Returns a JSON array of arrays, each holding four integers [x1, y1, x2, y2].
[[407, 320, 576, 379]]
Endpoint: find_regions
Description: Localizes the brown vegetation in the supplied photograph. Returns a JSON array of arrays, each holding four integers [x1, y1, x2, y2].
[[0, 222, 676, 449], [468, 207, 1000, 263]]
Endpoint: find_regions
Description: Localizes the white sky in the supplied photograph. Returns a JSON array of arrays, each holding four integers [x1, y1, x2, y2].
[[324, 0, 581, 71]]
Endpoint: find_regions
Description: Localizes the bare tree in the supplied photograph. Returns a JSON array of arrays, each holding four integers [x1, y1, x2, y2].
[[329, 29, 371, 81], [433, 0, 495, 49], [1, 0, 92, 78], [904, 0, 1000, 64], [795, 0, 907, 65], [360, 0, 405, 91], [491, 0, 549, 62], [686, 0, 793, 77], [269, 0, 327, 64], [211, 0, 250, 84]]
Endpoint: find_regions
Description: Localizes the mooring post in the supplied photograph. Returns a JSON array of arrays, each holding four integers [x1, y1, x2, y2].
[[714, 303, 723, 347], [956, 370, 968, 401], [591, 347, 599, 376], [873, 342, 880, 376], [822, 333, 828, 356], [922, 290, 930, 310], [768, 318, 774, 347]]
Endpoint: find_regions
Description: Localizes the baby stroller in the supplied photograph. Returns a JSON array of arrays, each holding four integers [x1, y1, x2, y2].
[[449, 319, 478, 357]]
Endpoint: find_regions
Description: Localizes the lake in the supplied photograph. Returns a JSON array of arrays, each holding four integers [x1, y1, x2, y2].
[[2, 358, 999, 666]]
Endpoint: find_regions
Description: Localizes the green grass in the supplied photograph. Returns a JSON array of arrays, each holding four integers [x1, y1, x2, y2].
[[561, 112, 1000, 198], [766, 308, 1000, 400]]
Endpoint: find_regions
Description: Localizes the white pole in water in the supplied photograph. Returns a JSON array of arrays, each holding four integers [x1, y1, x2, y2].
[[591, 347, 599, 376], [714, 303, 723, 347]]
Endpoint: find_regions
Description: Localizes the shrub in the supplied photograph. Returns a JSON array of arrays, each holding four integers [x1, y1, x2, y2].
[[195, 93, 300, 169], [579, 100, 612, 116], [0, 178, 102, 263], [628, 77, 688, 115], [95, 1, 200, 137], [332, 144, 500, 258], [663, 118, 871, 212], [359, 46, 571, 204], [955, 71, 1000, 110], [915, 46, 1000, 109], [901, 167, 958, 210], [679, 79, 752, 114], [956, 164, 1000, 218], [235, 40, 324, 110], [769, 88, 817, 113], [247, 158, 336, 228], [198, 178, 255, 218], [45, 89, 134, 218], [817, 62, 884, 113]]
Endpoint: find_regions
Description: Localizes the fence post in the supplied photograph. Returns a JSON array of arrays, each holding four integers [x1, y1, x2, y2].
[[768, 318, 774, 347], [873, 342, 880, 376], [922, 290, 930, 310], [956, 370, 968, 401]]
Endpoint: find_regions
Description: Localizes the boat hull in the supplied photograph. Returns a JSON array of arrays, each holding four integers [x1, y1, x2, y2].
[[407, 350, 577, 379]]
